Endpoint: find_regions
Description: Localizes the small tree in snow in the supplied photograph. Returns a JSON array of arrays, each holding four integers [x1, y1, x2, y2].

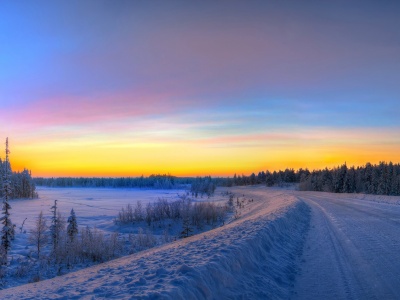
[[30, 211, 47, 259], [67, 209, 78, 242], [53, 211, 66, 261], [50, 200, 57, 249], [134, 201, 143, 221], [180, 215, 193, 238], [145, 202, 153, 226]]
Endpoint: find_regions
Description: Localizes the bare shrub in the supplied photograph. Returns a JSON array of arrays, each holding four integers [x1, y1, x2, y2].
[[14, 258, 34, 278], [133, 201, 143, 221], [161, 229, 173, 243], [117, 195, 228, 237], [145, 202, 153, 226], [107, 232, 123, 258], [135, 228, 157, 251], [228, 193, 234, 208], [191, 202, 227, 228], [170, 200, 182, 220], [29, 211, 48, 259], [80, 227, 107, 262], [116, 204, 134, 224]]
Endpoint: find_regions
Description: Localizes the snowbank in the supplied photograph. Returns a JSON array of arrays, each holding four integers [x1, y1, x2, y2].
[[1, 189, 310, 299]]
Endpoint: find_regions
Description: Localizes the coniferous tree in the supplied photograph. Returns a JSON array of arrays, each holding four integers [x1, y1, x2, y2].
[[50, 200, 59, 251], [1, 138, 14, 261], [180, 198, 193, 238], [180, 215, 193, 238], [67, 209, 78, 242]]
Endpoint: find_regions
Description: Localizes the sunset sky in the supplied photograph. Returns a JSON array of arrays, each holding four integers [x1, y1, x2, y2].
[[1, 1, 400, 177]]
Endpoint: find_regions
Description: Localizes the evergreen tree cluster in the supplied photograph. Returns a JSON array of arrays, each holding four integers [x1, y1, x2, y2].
[[190, 176, 216, 197], [299, 162, 400, 195], [227, 162, 400, 196], [221, 169, 305, 187], [34, 174, 190, 189], [0, 160, 37, 199]]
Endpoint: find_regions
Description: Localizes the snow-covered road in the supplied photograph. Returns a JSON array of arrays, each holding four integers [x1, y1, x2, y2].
[[293, 192, 400, 300]]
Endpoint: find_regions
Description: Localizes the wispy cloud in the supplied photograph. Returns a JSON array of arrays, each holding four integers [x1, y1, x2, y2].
[[1, 1, 400, 175]]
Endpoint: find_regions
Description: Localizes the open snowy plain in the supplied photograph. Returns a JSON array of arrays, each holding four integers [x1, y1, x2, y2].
[[9, 187, 195, 233], [2, 186, 400, 299]]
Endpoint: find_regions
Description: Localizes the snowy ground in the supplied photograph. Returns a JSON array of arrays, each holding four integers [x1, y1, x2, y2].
[[11, 187, 203, 233], [4, 187, 229, 288], [2, 186, 400, 299]]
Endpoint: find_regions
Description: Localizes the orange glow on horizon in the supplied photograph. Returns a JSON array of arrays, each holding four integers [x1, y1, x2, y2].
[[7, 129, 400, 178]]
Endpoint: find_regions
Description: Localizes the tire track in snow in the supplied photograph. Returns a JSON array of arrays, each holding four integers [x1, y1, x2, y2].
[[293, 192, 400, 300], [65, 200, 119, 212]]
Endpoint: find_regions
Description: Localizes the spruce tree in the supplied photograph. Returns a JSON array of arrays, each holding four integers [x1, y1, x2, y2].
[[1, 138, 14, 262], [67, 209, 78, 242], [180, 215, 193, 238], [50, 200, 59, 251]]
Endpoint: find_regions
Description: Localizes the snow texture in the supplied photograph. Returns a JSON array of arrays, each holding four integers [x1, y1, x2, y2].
[[293, 191, 400, 299], [0, 187, 310, 299], [3, 186, 400, 299]]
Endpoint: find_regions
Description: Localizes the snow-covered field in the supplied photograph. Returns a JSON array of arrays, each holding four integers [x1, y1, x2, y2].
[[2, 186, 400, 299], [4, 187, 230, 289], [8, 186, 232, 244], [11, 187, 202, 233]]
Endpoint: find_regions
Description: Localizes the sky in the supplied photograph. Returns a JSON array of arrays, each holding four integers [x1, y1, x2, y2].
[[1, 0, 400, 177]]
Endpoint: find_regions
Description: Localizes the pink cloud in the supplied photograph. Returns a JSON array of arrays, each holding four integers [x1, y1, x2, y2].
[[9, 89, 186, 128], [191, 128, 400, 148], [194, 132, 298, 146]]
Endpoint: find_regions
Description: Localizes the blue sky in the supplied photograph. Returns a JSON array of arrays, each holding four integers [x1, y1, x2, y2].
[[1, 1, 399, 176]]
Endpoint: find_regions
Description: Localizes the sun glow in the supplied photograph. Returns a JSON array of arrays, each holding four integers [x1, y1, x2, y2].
[[7, 126, 400, 177]]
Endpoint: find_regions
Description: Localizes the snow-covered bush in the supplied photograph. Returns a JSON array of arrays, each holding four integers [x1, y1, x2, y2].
[[145, 202, 153, 226], [116, 204, 135, 224], [135, 228, 157, 250], [127, 228, 158, 253], [116, 195, 228, 236], [119, 194, 227, 226], [13, 258, 35, 278], [80, 227, 107, 262], [133, 201, 143, 221]]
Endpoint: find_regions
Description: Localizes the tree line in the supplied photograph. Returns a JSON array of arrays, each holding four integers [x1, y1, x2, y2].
[[34, 161, 400, 196], [225, 162, 400, 196], [34, 174, 191, 189], [34, 175, 218, 197], [298, 162, 400, 195], [190, 176, 216, 198]]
